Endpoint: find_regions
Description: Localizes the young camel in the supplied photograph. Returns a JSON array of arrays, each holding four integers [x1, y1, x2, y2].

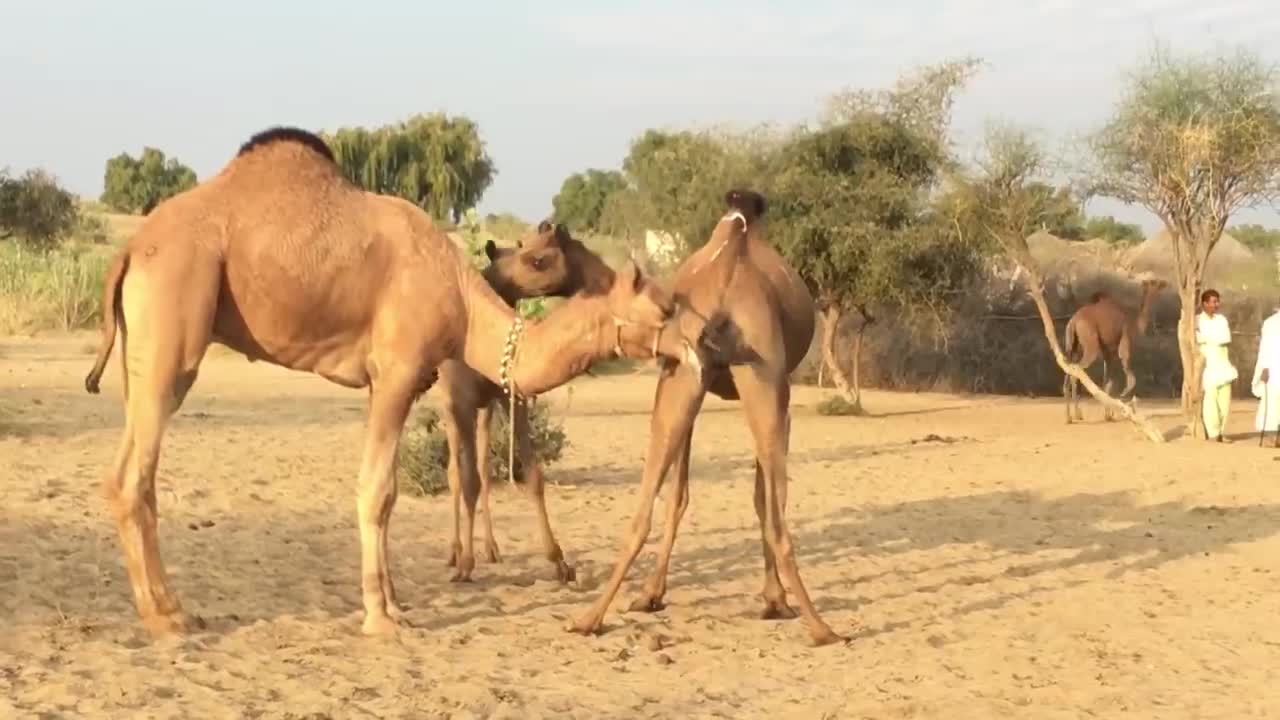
[[436, 220, 617, 584], [567, 189, 845, 647], [1063, 275, 1167, 423], [80, 127, 716, 638]]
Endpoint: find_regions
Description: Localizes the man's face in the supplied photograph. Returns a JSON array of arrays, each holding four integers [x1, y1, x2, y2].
[[1203, 294, 1221, 315]]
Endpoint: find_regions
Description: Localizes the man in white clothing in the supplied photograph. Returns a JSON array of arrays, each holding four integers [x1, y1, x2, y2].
[[1196, 289, 1237, 442], [1251, 302, 1280, 441]]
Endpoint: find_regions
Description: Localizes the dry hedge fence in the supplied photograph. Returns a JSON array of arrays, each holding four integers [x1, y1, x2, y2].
[[794, 270, 1276, 401]]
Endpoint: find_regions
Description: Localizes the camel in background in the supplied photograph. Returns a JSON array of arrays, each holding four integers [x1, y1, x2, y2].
[[1063, 275, 1167, 423], [567, 189, 845, 647], [80, 126, 722, 638], [437, 221, 618, 584]]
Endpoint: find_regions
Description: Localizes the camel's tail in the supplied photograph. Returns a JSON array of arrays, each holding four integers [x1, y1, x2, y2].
[[84, 249, 129, 395], [1062, 315, 1079, 361]]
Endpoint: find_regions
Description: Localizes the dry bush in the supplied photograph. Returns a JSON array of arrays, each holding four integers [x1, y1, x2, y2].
[[397, 400, 570, 497]]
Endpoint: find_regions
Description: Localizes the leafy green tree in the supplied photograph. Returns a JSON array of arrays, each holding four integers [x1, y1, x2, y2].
[[323, 113, 496, 224], [1083, 215, 1145, 245], [1026, 182, 1086, 239], [600, 128, 766, 259], [551, 169, 626, 232], [0, 167, 78, 248], [1228, 223, 1280, 253], [1082, 43, 1280, 436], [100, 147, 197, 214], [768, 57, 985, 411]]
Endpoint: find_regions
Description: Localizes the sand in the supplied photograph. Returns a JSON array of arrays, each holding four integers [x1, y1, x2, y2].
[[3, 332, 1280, 718]]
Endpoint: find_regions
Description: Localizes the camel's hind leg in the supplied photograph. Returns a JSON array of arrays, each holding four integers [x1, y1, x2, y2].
[[1068, 343, 1099, 424], [568, 364, 705, 636], [475, 399, 501, 565], [441, 395, 481, 583], [733, 365, 843, 646], [105, 251, 218, 636], [628, 423, 693, 612]]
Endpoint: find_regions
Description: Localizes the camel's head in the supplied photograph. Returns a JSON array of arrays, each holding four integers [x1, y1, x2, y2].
[[606, 261, 705, 373], [481, 221, 574, 300]]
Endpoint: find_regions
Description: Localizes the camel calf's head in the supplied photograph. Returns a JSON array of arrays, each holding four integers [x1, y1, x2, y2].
[[483, 221, 574, 299], [607, 261, 707, 373]]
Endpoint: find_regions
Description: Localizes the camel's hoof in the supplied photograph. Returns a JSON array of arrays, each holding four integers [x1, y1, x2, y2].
[[760, 602, 799, 620], [143, 611, 202, 636], [361, 612, 401, 637], [385, 601, 407, 620], [449, 571, 475, 583], [627, 596, 666, 613], [554, 562, 577, 585], [810, 628, 849, 647], [484, 542, 502, 564], [565, 615, 602, 636]]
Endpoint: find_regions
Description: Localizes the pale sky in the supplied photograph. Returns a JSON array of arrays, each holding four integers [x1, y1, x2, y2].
[[2, 0, 1279, 234]]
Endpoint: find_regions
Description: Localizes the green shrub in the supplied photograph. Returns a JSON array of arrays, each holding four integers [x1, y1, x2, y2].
[[397, 399, 570, 497], [0, 168, 79, 249], [816, 395, 864, 416]]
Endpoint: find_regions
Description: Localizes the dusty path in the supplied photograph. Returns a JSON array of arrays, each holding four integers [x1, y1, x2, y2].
[[3, 333, 1280, 718]]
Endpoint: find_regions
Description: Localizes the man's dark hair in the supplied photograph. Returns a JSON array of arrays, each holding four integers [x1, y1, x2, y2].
[[1201, 289, 1220, 303]]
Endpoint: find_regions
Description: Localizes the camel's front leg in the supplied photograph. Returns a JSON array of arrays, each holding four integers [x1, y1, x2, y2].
[[514, 399, 575, 583], [357, 372, 417, 636], [568, 366, 704, 635]]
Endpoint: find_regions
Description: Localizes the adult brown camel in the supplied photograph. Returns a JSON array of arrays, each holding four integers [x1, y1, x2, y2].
[[1062, 275, 1167, 423], [566, 189, 845, 646], [436, 220, 617, 584], [80, 126, 719, 638]]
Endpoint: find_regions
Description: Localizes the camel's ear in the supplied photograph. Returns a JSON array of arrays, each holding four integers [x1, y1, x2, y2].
[[552, 223, 571, 247], [483, 240, 498, 261], [616, 260, 644, 294]]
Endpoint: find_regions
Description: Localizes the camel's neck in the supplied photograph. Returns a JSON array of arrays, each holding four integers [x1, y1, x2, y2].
[[565, 244, 616, 297], [461, 274, 616, 396]]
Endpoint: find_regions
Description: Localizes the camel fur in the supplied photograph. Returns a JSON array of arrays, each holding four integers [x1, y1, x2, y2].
[[81, 126, 719, 638], [566, 189, 845, 647], [1062, 275, 1167, 422]]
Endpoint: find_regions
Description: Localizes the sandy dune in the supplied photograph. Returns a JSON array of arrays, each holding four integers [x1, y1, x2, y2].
[[3, 332, 1280, 718]]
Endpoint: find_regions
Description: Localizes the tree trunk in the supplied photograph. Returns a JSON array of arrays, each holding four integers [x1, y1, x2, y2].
[[1022, 264, 1165, 443], [1176, 283, 1206, 439], [848, 306, 875, 414], [821, 306, 858, 405]]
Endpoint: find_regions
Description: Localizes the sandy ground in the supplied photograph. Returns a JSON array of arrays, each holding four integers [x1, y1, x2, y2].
[[3, 332, 1280, 719]]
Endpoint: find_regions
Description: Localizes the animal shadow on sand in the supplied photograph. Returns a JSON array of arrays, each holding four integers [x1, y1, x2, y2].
[[556, 435, 973, 489], [0, 507, 582, 644], [652, 489, 1280, 640]]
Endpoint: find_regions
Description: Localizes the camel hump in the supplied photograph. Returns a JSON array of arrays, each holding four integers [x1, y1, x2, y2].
[[236, 126, 336, 165], [723, 189, 766, 225]]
